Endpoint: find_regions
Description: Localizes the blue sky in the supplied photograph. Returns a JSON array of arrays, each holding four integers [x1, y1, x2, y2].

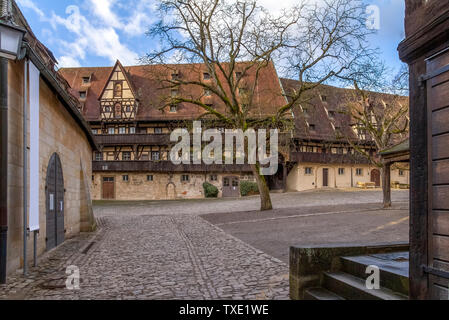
[[17, 0, 405, 75]]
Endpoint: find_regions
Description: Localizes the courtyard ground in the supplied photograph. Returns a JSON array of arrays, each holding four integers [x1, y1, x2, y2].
[[0, 189, 408, 300]]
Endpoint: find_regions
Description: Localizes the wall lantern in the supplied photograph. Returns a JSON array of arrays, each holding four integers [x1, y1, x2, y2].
[[0, 21, 25, 60]]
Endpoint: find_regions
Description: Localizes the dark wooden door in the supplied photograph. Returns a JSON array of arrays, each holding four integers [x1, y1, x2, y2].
[[223, 177, 240, 198], [102, 177, 115, 199], [323, 169, 329, 187], [46, 153, 65, 251], [371, 169, 381, 187], [425, 48, 449, 299]]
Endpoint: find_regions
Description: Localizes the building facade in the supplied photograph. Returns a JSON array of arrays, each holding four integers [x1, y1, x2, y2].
[[1, 2, 96, 278], [281, 79, 410, 192], [58, 62, 409, 201]]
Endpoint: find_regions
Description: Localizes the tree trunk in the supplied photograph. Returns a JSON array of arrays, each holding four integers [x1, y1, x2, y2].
[[382, 163, 392, 208], [251, 164, 273, 211]]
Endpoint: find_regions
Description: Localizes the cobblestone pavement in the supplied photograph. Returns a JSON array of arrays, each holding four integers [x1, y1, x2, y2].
[[0, 190, 408, 300], [0, 213, 289, 300]]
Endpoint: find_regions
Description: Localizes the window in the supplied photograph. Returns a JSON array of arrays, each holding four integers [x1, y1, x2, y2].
[[114, 103, 122, 118], [305, 167, 313, 175], [329, 111, 335, 118], [154, 128, 163, 134], [130, 127, 136, 134], [399, 170, 405, 176], [147, 175, 154, 182], [338, 168, 345, 175], [119, 127, 126, 134], [105, 106, 112, 112], [92, 175, 95, 182], [92, 129, 98, 135], [223, 178, 230, 187], [235, 72, 242, 78], [123, 175, 129, 182], [309, 124, 316, 131], [82, 77, 90, 84], [181, 175, 190, 182], [108, 127, 115, 134], [95, 152, 103, 161], [170, 104, 178, 113], [203, 72, 211, 80], [103, 177, 114, 182], [79, 91, 87, 99], [302, 107, 309, 115], [321, 95, 327, 102], [114, 82, 123, 98], [232, 179, 239, 187], [126, 105, 131, 113], [204, 89, 212, 96], [122, 152, 131, 161], [210, 175, 218, 182], [171, 73, 179, 80], [356, 168, 363, 176], [151, 152, 160, 161]]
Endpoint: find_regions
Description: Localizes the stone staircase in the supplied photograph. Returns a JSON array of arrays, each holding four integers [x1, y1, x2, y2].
[[304, 252, 409, 300]]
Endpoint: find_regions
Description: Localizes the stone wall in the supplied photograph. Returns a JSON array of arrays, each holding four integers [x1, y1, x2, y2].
[[92, 172, 255, 200], [6, 60, 93, 274]]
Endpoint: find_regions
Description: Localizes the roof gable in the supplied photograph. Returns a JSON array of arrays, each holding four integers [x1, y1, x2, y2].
[[99, 60, 137, 101]]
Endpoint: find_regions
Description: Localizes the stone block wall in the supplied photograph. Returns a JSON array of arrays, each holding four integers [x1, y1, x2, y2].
[[6, 60, 94, 274]]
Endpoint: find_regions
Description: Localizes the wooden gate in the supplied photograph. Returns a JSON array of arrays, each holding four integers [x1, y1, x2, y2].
[[102, 177, 115, 199], [46, 153, 65, 251], [371, 169, 381, 187], [223, 177, 240, 198], [323, 168, 329, 187], [424, 47, 449, 299]]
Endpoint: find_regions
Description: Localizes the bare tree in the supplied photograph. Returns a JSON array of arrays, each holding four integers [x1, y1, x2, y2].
[[144, 0, 375, 211], [340, 66, 409, 208]]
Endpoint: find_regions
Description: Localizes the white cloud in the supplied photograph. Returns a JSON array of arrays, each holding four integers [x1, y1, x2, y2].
[[58, 55, 81, 68]]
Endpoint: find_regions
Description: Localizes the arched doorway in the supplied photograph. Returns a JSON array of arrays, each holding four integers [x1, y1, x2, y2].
[[46, 153, 65, 251], [371, 169, 381, 187]]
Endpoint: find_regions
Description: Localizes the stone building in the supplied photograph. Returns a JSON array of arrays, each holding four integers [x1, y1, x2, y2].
[[59, 60, 287, 200], [281, 79, 410, 192], [0, 2, 96, 280], [58, 60, 410, 201]]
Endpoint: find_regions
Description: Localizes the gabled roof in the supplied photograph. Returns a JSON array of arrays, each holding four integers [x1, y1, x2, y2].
[[98, 60, 138, 101], [59, 61, 288, 122]]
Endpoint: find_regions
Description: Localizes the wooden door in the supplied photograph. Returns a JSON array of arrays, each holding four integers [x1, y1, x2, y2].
[[371, 169, 381, 187], [425, 48, 449, 299], [102, 177, 115, 200], [223, 177, 240, 198], [46, 153, 65, 251], [323, 169, 329, 187]]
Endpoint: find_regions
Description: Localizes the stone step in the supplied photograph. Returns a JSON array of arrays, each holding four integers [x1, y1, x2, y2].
[[323, 271, 408, 300], [304, 287, 345, 300], [340, 252, 409, 296]]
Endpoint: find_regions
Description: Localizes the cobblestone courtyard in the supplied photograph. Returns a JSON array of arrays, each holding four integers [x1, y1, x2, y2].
[[0, 190, 408, 300]]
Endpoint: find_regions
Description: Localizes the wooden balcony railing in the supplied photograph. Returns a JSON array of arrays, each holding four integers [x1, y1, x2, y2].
[[92, 160, 253, 173], [94, 134, 171, 146]]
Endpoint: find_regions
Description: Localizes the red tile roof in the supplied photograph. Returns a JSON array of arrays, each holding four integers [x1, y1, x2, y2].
[[59, 61, 288, 122]]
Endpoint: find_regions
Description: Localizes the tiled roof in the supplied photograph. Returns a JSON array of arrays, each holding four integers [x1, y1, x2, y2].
[[59, 61, 288, 122], [280, 78, 409, 145]]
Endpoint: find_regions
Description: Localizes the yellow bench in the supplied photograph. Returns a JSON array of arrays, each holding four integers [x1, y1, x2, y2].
[[357, 182, 376, 189]]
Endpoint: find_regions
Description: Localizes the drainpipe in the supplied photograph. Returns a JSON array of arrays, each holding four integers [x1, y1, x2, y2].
[[0, 57, 8, 284]]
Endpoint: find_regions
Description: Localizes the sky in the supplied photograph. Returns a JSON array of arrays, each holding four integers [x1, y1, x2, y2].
[[16, 0, 406, 75]]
